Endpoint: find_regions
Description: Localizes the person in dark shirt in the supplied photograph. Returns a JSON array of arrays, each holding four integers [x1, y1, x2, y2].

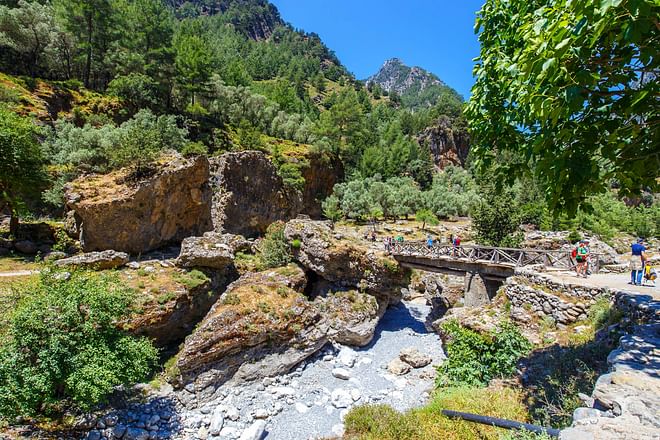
[[630, 238, 647, 285]]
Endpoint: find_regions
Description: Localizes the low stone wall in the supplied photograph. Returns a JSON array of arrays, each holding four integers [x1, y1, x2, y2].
[[503, 269, 609, 326], [559, 292, 660, 440]]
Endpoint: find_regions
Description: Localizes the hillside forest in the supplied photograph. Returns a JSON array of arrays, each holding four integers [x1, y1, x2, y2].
[[0, 0, 656, 243]]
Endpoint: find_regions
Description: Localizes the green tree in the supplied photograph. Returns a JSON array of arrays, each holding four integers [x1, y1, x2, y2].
[[107, 73, 158, 113], [55, 0, 116, 88], [173, 21, 213, 105], [0, 108, 43, 234], [472, 187, 523, 247], [322, 194, 342, 226], [0, 270, 158, 418], [259, 221, 292, 268], [415, 209, 439, 231], [467, 0, 660, 213], [0, 0, 57, 77]]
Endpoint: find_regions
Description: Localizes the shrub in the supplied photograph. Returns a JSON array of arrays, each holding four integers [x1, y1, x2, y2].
[[173, 269, 210, 290], [436, 320, 532, 387], [181, 141, 208, 157], [472, 188, 523, 247], [259, 221, 292, 268], [0, 269, 158, 418]]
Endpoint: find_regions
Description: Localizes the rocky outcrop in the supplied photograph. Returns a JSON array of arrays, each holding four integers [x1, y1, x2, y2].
[[417, 115, 470, 169], [284, 218, 410, 304], [321, 290, 384, 346], [55, 250, 129, 270], [65, 154, 212, 254], [560, 293, 660, 440], [173, 267, 325, 391], [299, 153, 343, 218], [127, 268, 236, 348], [210, 152, 301, 237], [177, 232, 250, 269]]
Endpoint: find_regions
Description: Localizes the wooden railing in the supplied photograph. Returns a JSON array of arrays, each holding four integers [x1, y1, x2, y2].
[[391, 242, 598, 271]]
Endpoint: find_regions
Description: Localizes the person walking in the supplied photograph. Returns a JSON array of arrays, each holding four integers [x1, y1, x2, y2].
[[426, 234, 434, 249], [630, 238, 647, 285], [575, 240, 590, 277]]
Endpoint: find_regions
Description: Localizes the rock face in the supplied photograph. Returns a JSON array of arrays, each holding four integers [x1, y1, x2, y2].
[[174, 267, 325, 389], [127, 269, 235, 348], [417, 115, 470, 169], [55, 250, 129, 270], [300, 153, 344, 218], [66, 154, 212, 254], [210, 152, 301, 237], [284, 218, 410, 304], [177, 232, 250, 269]]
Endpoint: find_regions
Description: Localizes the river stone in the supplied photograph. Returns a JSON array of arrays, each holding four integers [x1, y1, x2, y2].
[[209, 407, 225, 435], [332, 368, 351, 380], [124, 427, 149, 440], [399, 348, 432, 368], [387, 358, 411, 375], [239, 420, 267, 440], [331, 389, 353, 409]]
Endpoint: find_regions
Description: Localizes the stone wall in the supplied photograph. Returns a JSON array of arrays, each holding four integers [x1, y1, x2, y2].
[[503, 269, 609, 326], [560, 292, 660, 440]]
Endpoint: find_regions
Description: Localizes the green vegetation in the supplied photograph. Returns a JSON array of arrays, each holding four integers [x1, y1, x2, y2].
[[436, 320, 532, 387], [468, 0, 659, 213], [472, 188, 524, 247], [0, 107, 44, 234], [258, 221, 292, 268], [344, 386, 531, 440], [173, 269, 210, 290], [0, 269, 158, 418]]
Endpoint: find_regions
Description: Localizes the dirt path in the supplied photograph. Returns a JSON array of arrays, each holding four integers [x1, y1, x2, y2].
[[0, 270, 39, 278]]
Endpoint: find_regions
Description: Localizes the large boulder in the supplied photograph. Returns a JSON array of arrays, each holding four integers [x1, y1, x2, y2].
[[321, 290, 385, 346], [173, 267, 326, 391], [177, 232, 250, 269], [210, 151, 302, 237], [284, 218, 410, 304], [65, 154, 212, 254], [299, 152, 343, 217], [55, 250, 129, 270]]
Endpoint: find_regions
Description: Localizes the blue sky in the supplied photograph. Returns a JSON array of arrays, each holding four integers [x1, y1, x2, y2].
[[270, 0, 484, 99]]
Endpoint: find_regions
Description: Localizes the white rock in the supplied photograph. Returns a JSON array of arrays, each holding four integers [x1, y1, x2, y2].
[[294, 402, 309, 414], [331, 389, 353, 408], [127, 261, 141, 269], [399, 348, 432, 368], [359, 357, 373, 365], [219, 426, 239, 439], [340, 409, 350, 421], [225, 406, 240, 421], [238, 420, 267, 440], [331, 424, 345, 436], [350, 389, 362, 402], [387, 358, 411, 376], [272, 386, 296, 397], [253, 408, 269, 420], [337, 348, 357, 368], [394, 378, 408, 390], [209, 407, 225, 435], [332, 368, 351, 380], [323, 355, 334, 362]]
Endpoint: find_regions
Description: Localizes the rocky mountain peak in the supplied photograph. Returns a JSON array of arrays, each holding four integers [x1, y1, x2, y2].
[[366, 58, 444, 96]]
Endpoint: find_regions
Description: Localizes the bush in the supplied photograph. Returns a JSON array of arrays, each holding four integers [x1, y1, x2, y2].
[[472, 188, 523, 247], [436, 320, 531, 387], [181, 141, 208, 157], [259, 221, 292, 268], [0, 269, 158, 418]]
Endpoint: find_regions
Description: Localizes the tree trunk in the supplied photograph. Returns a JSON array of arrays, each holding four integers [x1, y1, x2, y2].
[[84, 13, 93, 88], [8, 201, 18, 237]]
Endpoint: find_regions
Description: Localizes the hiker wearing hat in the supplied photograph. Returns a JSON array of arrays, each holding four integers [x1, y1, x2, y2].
[[630, 238, 647, 285]]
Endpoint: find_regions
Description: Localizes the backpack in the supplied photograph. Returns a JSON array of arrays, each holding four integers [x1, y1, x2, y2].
[[571, 247, 578, 258]]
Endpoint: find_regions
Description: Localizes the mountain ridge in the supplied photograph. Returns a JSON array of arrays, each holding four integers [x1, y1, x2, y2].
[[365, 58, 463, 110]]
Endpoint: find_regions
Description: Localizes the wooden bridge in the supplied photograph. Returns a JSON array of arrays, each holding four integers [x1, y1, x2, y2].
[[392, 242, 597, 307]]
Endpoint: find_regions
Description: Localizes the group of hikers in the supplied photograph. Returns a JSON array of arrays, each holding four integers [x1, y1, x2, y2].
[[380, 233, 461, 254]]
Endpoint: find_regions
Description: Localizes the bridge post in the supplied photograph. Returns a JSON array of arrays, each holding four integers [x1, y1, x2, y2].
[[464, 271, 489, 307], [464, 271, 502, 307]]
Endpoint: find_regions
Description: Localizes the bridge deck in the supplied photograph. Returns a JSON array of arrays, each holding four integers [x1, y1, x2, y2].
[[392, 242, 595, 274]]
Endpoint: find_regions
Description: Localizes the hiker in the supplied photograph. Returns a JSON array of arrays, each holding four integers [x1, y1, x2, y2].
[[426, 234, 433, 249], [452, 236, 460, 256], [630, 238, 647, 285], [575, 240, 590, 277], [448, 233, 454, 246], [583, 239, 592, 275]]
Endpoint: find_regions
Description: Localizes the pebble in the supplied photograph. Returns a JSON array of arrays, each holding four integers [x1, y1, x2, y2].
[[238, 420, 267, 440], [295, 402, 310, 414], [332, 368, 351, 380]]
